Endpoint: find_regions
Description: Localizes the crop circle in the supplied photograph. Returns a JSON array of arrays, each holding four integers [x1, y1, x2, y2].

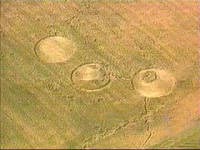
[[35, 36, 76, 63], [132, 69, 176, 98], [71, 63, 110, 92]]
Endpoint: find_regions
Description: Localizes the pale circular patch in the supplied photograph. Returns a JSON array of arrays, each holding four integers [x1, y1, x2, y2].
[[71, 63, 110, 91], [132, 69, 176, 98], [35, 36, 76, 63]]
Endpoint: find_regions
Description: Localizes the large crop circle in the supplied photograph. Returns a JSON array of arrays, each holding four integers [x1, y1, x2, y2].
[[132, 69, 176, 98]]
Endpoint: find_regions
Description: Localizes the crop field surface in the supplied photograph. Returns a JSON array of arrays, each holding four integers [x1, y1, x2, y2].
[[1, 0, 200, 149]]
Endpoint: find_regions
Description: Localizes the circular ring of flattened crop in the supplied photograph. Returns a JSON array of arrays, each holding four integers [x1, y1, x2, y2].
[[71, 63, 111, 92]]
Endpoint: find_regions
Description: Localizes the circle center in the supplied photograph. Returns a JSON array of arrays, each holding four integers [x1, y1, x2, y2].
[[142, 70, 157, 83]]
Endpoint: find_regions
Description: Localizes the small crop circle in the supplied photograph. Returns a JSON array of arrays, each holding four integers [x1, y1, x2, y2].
[[35, 36, 76, 63]]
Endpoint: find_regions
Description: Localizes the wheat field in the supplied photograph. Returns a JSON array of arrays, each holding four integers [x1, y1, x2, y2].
[[1, 0, 200, 149]]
